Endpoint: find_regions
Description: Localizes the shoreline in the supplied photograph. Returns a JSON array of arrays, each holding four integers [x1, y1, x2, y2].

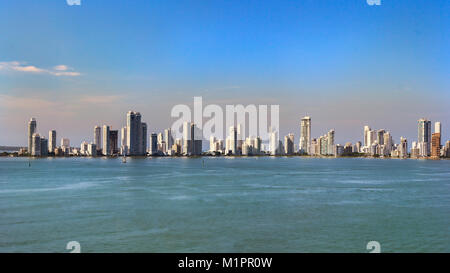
[[1, 153, 448, 160]]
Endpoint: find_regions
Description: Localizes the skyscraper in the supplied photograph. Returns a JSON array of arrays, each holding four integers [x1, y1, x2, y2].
[[102, 125, 110, 156], [269, 130, 279, 155], [377, 129, 385, 145], [229, 126, 237, 155], [383, 131, 393, 155], [209, 136, 217, 152], [126, 111, 146, 155], [418, 118, 431, 156], [299, 116, 311, 154], [109, 130, 118, 155], [48, 130, 56, 153], [284, 134, 294, 155], [31, 133, 41, 156], [182, 121, 191, 155], [87, 143, 97, 157], [192, 123, 202, 155], [150, 133, 158, 155], [253, 137, 262, 155], [28, 118, 37, 153], [94, 126, 101, 152], [319, 135, 328, 156], [61, 138, 70, 148], [40, 138, 48, 157], [164, 128, 173, 152], [327, 129, 335, 155], [364, 125, 371, 148], [237, 124, 243, 153], [142, 122, 147, 155], [120, 126, 127, 155], [435, 122, 441, 134], [431, 133, 441, 159], [399, 137, 408, 158]]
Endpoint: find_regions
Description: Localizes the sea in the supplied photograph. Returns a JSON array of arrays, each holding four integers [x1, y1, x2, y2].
[[0, 157, 449, 253]]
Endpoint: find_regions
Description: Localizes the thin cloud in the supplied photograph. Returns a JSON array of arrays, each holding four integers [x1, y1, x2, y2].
[[53, 65, 69, 71], [0, 61, 81, 77]]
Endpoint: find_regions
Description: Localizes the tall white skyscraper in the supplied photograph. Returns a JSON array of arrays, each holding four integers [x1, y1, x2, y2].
[[31, 133, 41, 156], [435, 122, 441, 134], [327, 129, 335, 155], [183, 121, 191, 155], [120, 126, 127, 155], [364, 125, 371, 148], [28, 118, 37, 153], [383, 131, 393, 154], [48, 130, 56, 153], [94, 126, 101, 151], [102, 125, 110, 156], [299, 116, 311, 154], [270, 130, 279, 155], [229, 126, 237, 155]]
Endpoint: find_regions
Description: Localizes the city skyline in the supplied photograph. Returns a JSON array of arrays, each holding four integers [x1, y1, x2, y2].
[[1, 0, 449, 146], [18, 111, 449, 159]]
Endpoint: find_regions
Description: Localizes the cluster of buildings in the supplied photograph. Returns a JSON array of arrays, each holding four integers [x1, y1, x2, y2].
[[23, 112, 449, 159]]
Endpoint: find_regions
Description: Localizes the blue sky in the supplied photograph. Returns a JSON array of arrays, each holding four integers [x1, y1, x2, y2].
[[0, 0, 449, 146]]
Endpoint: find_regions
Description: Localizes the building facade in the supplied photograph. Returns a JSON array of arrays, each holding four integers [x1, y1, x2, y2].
[[299, 116, 311, 154]]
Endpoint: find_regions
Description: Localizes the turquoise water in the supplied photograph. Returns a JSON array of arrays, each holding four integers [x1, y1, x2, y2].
[[0, 157, 449, 253]]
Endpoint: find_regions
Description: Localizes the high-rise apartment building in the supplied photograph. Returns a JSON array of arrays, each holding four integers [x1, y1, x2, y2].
[[209, 136, 217, 152], [48, 130, 56, 153], [40, 137, 48, 157], [94, 126, 101, 152], [126, 111, 146, 155], [182, 122, 191, 155], [150, 133, 158, 155], [31, 133, 41, 156], [164, 128, 173, 152], [284, 134, 294, 155], [377, 129, 385, 145], [431, 133, 441, 159], [327, 129, 335, 155], [399, 137, 408, 158], [418, 118, 431, 156], [61, 138, 70, 148], [109, 130, 118, 155], [120, 126, 127, 155], [299, 116, 311, 154], [141, 122, 147, 155], [229, 126, 237, 155], [192, 123, 202, 155], [435, 122, 441, 134], [102, 125, 110, 156], [253, 137, 261, 155], [270, 130, 279, 155], [28, 118, 37, 153]]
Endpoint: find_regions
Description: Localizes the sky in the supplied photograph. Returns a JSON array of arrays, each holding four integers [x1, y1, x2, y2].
[[0, 0, 449, 147]]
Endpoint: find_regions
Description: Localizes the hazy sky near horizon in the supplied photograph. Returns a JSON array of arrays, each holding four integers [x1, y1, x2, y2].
[[0, 0, 449, 146]]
